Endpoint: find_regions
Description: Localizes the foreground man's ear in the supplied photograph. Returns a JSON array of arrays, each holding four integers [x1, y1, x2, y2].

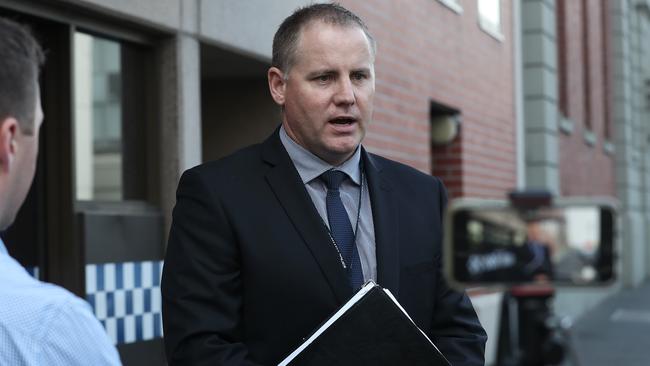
[[268, 67, 287, 106], [0, 117, 18, 173]]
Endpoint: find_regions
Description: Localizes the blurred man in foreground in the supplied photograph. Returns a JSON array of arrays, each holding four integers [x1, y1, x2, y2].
[[0, 17, 121, 365]]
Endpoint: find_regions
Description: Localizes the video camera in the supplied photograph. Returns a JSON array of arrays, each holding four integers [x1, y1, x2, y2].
[[443, 191, 617, 366]]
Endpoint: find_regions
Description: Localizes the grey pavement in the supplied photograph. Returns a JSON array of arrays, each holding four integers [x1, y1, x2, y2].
[[569, 281, 650, 366]]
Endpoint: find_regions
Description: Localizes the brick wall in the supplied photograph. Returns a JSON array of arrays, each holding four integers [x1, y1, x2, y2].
[[341, 0, 517, 199], [557, 0, 615, 196]]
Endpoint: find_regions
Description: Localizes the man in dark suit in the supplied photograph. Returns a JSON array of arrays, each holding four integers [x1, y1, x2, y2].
[[162, 4, 486, 365]]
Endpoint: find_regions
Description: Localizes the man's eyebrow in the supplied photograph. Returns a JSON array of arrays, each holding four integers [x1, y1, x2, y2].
[[306, 69, 338, 77], [351, 67, 371, 74]]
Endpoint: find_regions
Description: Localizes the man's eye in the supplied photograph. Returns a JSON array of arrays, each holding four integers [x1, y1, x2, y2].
[[315, 75, 331, 83], [351, 73, 367, 81]]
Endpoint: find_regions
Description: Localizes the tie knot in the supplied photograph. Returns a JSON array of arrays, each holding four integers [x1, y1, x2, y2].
[[319, 170, 347, 190]]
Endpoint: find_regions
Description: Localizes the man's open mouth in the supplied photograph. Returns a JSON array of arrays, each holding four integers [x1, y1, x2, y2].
[[330, 117, 357, 125]]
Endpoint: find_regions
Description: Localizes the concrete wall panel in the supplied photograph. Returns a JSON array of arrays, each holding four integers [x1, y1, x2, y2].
[[199, 0, 316, 60], [523, 67, 557, 100], [524, 99, 557, 130], [525, 164, 559, 191], [522, 0, 559, 194], [522, 0, 555, 36], [61, 0, 181, 30], [526, 131, 558, 163], [621, 212, 646, 285], [522, 33, 557, 67]]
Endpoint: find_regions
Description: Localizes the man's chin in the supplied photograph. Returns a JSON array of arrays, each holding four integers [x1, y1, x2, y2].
[[321, 145, 360, 165], [327, 134, 362, 149]]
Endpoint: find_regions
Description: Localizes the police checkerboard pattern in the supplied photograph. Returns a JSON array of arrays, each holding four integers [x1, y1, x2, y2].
[[85, 260, 164, 345]]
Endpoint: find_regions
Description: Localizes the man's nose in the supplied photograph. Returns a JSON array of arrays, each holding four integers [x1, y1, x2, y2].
[[333, 78, 355, 106]]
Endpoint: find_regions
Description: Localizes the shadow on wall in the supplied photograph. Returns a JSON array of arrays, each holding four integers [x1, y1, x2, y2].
[[201, 78, 280, 162], [201, 43, 280, 162]]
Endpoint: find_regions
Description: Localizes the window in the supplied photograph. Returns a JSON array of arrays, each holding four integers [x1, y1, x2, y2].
[[478, 0, 503, 40], [74, 33, 122, 200], [73, 31, 153, 202]]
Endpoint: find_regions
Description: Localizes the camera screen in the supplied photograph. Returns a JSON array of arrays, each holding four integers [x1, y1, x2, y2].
[[450, 205, 614, 285]]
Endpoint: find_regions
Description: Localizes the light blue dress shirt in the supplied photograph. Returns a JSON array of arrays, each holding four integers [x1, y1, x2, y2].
[[0, 239, 121, 365], [279, 126, 377, 281]]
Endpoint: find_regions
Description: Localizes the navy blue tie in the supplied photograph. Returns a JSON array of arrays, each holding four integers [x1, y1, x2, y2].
[[319, 170, 364, 290]]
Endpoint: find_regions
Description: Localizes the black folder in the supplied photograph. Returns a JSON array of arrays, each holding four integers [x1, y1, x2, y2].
[[278, 281, 451, 366]]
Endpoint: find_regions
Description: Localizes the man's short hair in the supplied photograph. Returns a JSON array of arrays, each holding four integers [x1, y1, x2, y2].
[[272, 3, 376, 75], [0, 17, 45, 135]]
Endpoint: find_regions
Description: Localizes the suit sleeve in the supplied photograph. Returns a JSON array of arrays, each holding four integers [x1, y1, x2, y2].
[[161, 169, 262, 366], [429, 178, 488, 366]]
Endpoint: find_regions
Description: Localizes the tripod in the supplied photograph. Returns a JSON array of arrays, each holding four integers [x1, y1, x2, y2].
[[495, 286, 582, 366]]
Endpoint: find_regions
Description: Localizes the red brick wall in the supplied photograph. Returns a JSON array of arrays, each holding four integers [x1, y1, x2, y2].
[[557, 0, 615, 196], [341, 0, 517, 199]]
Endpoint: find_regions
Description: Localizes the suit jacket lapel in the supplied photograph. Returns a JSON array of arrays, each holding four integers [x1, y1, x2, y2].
[[363, 149, 400, 297], [261, 131, 353, 304]]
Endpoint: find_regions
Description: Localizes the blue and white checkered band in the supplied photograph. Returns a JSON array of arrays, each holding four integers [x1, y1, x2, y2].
[[85, 260, 164, 345]]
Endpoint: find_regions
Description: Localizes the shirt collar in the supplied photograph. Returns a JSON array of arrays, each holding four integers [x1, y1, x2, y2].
[[0, 237, 7, 256], [279, 125, 362, 185]]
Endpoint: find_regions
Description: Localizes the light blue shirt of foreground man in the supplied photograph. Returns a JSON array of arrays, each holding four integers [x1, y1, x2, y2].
[[0, 17, 121, 365], [0, 239, 120, 365]]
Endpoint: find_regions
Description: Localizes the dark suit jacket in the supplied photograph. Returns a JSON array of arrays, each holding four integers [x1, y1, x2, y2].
[[162, 130, 486, 365]]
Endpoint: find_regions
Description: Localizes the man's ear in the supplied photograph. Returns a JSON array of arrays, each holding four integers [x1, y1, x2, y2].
[[0, 118, 18, 173], [268, 67, 287, 106]]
